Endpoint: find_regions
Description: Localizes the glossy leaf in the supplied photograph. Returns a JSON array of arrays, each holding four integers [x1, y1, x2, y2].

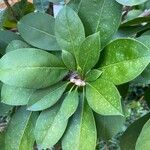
[[95, 113, 125, 141], [0, 48, 68, 89], [0, 30, 21, 55], [62, 98, 97, 150], [68, 0, 122, 47], [120, 113, 150, 150], [98, 38, 150, 85], [77, 32, 101, 75], [135, 119, 150, 150], [86, 78, 122, 116], [85, 69, 102, 82], [18, 12, 60, 50], [5, 107, 38, 150], [116, 0, 148, 6], [34, 104, 68, 149], [6, 40, 30, 53], [1, 84, 35, 106], [55, 6, 85, 58], [27, 82, 68, 111], [62, 50, 76, 70]]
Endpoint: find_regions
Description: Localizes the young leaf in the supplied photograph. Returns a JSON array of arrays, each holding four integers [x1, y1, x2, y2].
[[115, 0, 148, 6], [62, 98, 97, 150], [98, 38, 150, 85], [6, 40, 30, 53], [34, 104, 68, 149], [1, 84, 35, 106], [85, 69, 102, 82], [62, 50, 76, 71], [0, 30, 21, 55], [120, 113, 150, 150], [5, 107, 38, 150], [27, 82, 68, 111], [86, 78, 123, 116], [18, 12, 60, 51], [55, 6, 85, 58], [0, 48, 68, 89], [77, 32, 101, 75], [68, 0, 122, 47], [135, 119, 150, 150], [57, 89, 79, 120], [95, 113, 125, 141]]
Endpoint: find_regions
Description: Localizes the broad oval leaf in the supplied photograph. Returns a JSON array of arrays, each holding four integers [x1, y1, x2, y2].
[[135, 119, 150, 150], [5, 107, 38, 150], [0, 48, 68, 89], [55, 6, 85, 58], [1, 84, 35, 106], [120, 113, 150, 150], [18, 12, 60, 51], [0, 30, 21, 55], [77, 32, 101, 75], [98, 38, 150, 85], [86, 78, 123, 116], [116, 0, 148, 6], [34, 104, 68, 149], [68, 0, 122, 47], [27, 82, 68, 111], [62, 98, 97, 150], [6, 40, 30, 53]]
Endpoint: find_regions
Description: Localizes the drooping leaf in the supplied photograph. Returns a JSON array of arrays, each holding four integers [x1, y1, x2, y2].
[[135, 119, 150, 150], [68, 0, 122, 47], [0, 48, 68, 89], [95, 113, 125, 141], [62, 97, 97, 150], [55, 6, 85, 58], [27, 82, 68, 111], [34, 103, 68, 149], [85, 69, 102, 82], [5, 107, 38, 150], [86, 78, 123, 116], [62, 50, 76, 71], [115, 0, 148, 6], [98, 38, 150, 85], [6, 40, 30, 53], [0, 30, 21, 55], [120, 113, 150, 150], [1, 84, 35, 106], [77, 32, 101, 75], [18, 12, 60, 51]]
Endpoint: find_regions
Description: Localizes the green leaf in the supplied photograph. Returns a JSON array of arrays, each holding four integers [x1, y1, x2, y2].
[[135, 119, 150, 150], [0, 30, 21, 55], [85, 69, 102, 82], [120, 113, 150, 150], [0, 132, 5, 149], [115, 0, 148, 6], [68, 0, 122, 47], [86, 78, 122, 116], [98, 38, 150, 85], [0, 102, 12, 116], [55, 6, 85, 58], [6, 40, 30, 53], [1, 84, 35, 106], [57, 89, 79, 120], [0, 48, 68, 89], [34, 104, 68, 149], [18, 12, 60, 51], [62, 50, 76, 71], [95, 113, 125, 141], [27, 82, 68, 111], [62, 98, 97, 150], [77, 32, 101, 75], [5, 107, 38, 150]]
